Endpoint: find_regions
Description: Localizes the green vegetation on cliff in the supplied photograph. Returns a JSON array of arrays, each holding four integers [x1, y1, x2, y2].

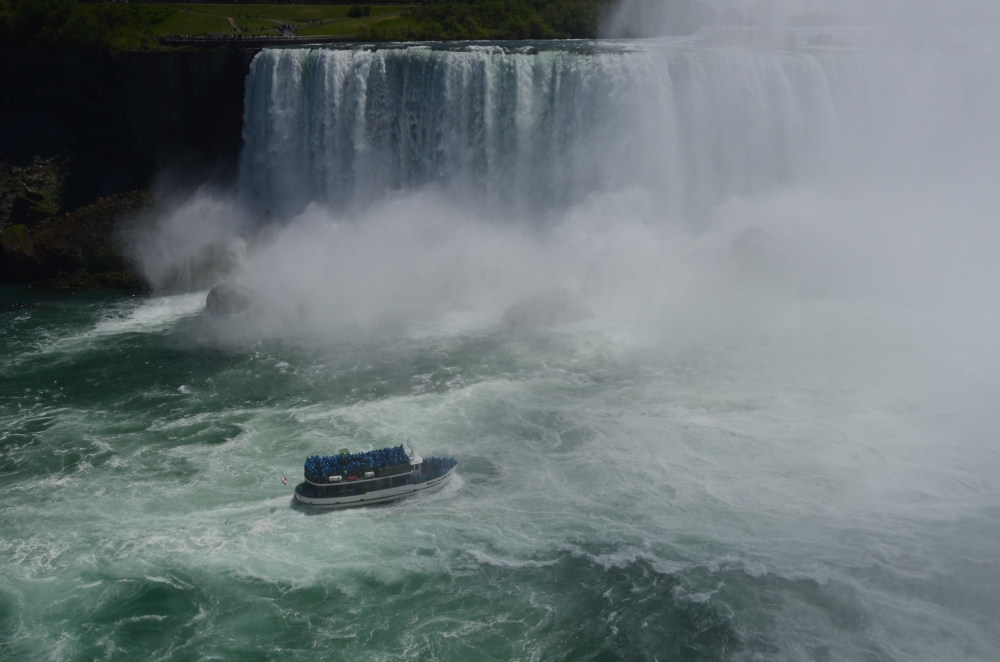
[[149, 3, 410, 38], [362, 0, 611, 41], [0, 158, 65, 227], [1, 0, 617, 48], [0, 184, 152, 290], [148, 0, 611, 41], [0, 0, 172, 51]]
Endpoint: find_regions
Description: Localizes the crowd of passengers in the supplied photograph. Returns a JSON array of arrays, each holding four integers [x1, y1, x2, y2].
[[296, 456, 458, 499], [304, 445, 411, 482]]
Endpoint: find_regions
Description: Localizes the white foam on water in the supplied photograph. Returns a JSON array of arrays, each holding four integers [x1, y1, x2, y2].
[[32, 292, 208, 358], [404, 309, 498, 341], [88, 292, 207, 337]]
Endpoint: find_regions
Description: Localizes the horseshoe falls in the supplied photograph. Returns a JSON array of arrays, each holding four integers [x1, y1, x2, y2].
[[4, 41, 1000, 661], [239, 45, 1000, 217]]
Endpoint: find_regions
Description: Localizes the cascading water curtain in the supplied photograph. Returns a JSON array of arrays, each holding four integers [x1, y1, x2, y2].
[[240, 45, 1000, 220]]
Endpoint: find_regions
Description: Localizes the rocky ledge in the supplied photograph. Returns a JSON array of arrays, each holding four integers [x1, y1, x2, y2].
[[0, 190, 152, 290]]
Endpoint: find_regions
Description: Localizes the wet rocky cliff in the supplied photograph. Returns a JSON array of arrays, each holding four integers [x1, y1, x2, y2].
[[1, 48, 253, 205], [0, 47, 255, 287]]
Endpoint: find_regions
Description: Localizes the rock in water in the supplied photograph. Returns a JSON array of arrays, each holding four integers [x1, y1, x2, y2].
[[501, 291, 593, 330], [205, 283, 256, 317]]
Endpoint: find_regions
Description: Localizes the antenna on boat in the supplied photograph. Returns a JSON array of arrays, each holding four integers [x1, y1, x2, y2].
[[407, 438, 414, 458]]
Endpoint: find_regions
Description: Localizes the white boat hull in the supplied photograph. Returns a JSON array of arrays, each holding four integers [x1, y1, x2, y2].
[[294, 468, 454, 509]]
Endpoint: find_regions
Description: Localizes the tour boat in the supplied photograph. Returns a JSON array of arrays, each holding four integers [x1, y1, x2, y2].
[[293, 444, 457, 509]]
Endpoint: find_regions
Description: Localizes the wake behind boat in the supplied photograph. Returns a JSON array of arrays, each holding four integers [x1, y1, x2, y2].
[[293, 444, 457, 509]]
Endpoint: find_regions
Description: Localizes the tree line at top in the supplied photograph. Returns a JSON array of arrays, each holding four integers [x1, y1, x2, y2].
[[0, 0, 629, 50]]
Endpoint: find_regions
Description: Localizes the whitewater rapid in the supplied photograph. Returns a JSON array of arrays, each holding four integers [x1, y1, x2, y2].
[[3, 290, 999, 660]]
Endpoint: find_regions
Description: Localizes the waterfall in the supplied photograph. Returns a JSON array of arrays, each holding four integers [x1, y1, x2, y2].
[[239, 43, 1000, 218]]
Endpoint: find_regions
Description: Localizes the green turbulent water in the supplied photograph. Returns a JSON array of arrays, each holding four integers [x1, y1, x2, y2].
[[1, 285, 999, 661]]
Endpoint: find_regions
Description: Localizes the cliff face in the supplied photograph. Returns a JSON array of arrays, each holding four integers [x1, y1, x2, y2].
[[0, 190, 151, 288], [0, 48, 254, 209], [0, 47, 255, 288]]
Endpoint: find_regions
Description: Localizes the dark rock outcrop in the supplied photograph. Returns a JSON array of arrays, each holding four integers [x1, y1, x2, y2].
[[0, 48, 254, 209], [0, 190, 152, 289], [9, 193, 51, 226], [0, 47, 256, 286], [206, 283, 257, 317], [0, 157, 65, 231], [501, 290, 593, 330]]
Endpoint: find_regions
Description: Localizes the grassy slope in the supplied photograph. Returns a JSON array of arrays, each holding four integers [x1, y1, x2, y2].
[[296, 10, 411, 37], [360, 0, 609, 41], [154, 10, 230, 35], [2, 1, 609, 45], [150, 4, 412, 37]]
